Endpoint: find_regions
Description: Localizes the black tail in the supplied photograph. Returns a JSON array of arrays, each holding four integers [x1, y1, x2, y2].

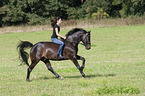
[[17, 41, 33, 66]]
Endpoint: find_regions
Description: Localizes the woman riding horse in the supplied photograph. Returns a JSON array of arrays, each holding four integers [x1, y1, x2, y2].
[[17, 28, 91, 81], [51, 17, 66, 58]]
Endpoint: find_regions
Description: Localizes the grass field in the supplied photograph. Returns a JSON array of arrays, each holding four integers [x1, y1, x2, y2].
[[0, 25, 145, 96]]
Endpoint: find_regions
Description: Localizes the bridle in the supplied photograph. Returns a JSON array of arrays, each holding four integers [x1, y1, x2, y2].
[[81, 32, 91, 47]]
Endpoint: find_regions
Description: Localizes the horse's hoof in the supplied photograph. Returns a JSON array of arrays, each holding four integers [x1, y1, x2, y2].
[[26, 79, 30, 82], [84, 76, 89, 79], [59, 77, 64, 80]]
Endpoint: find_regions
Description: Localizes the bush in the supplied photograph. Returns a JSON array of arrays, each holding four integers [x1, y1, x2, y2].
[[96, 82, 140, 95], [92, 9, 109, 19], [27, 14, 45, 25]]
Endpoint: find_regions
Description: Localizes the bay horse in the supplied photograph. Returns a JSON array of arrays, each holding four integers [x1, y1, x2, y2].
[[17, 28, 91, 81]]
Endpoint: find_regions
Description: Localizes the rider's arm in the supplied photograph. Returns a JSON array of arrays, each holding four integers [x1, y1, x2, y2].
[[55, 28, 66, 39]]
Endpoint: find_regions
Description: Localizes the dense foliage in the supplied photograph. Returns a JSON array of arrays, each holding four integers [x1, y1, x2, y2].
[[0, 0, 144, 26]]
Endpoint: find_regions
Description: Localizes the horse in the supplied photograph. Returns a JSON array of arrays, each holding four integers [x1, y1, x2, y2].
[[17, 28, 91, 81]]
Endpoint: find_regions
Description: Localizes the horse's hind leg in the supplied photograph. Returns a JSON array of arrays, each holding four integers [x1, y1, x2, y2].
[[26, 60, 39, 81], [41, 58, 63, 79]]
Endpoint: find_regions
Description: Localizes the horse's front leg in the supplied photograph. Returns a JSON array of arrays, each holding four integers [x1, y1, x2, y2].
[[76, 55, 85, 71], [71, 55, 87, 78]]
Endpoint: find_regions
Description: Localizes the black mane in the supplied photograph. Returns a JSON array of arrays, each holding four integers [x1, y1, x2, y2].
[[65, 28, 87, 37]]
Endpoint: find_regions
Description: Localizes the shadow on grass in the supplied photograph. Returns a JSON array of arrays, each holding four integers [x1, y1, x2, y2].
[[64, 73, 116, 79], [34, 73, 116, 81]]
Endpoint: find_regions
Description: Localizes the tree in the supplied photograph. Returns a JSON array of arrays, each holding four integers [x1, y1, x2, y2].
[[117, 0, 145, 17], [0, 0, 28, 26], [0, 0, 144, 27], [0, 0, 9, 26]]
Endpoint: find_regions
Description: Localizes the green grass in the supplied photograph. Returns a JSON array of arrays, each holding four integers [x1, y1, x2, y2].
[[0, 25, 145, 96]]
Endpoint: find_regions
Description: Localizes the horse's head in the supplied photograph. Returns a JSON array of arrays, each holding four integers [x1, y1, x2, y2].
[[65, 28, 91, 50], [81, 31, 91, 50]]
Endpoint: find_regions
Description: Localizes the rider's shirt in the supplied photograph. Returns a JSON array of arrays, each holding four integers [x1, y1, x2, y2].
[[51, 24, 60, 38]]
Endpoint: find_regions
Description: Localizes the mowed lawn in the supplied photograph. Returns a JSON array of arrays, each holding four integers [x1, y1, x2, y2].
[[0, 25, 145, 96]]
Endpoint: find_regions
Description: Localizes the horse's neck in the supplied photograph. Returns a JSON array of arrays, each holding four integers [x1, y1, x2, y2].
[[65, 32, 84, 48], [65, 39, 79, 53], [65, 37, 80, 47], [66, 36, 80, 42]]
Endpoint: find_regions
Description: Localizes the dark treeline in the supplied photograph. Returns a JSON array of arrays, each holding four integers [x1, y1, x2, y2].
[[0, 0, 145, 27]]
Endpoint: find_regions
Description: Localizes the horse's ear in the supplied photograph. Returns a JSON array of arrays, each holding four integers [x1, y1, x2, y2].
[[87, 31, 91, 35]]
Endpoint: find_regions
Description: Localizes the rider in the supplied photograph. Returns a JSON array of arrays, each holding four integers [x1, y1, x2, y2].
[[51, 17, 66, 58]]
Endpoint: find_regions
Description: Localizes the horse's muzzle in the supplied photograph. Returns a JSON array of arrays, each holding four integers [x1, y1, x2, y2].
[[86, 45, 91, 50]]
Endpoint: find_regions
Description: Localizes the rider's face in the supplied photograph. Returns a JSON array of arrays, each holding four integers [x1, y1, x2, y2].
[[57, 18, 62, 24]]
